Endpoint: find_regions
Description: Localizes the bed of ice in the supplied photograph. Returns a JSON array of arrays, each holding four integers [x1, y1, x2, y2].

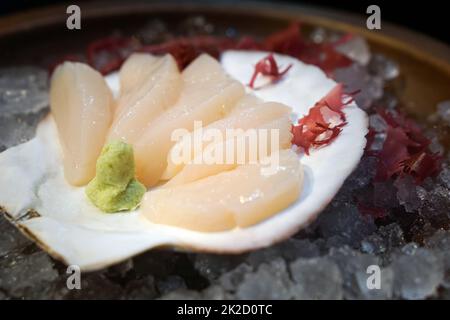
[[0, 20, 449, 300]]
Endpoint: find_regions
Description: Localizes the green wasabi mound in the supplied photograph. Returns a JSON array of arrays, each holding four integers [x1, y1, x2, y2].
[[86, 141, 146, 213]]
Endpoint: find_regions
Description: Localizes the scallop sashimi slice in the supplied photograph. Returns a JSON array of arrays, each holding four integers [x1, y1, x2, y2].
[[118, 53, 161, 97], [142, 149, 303, 232], [134, 54, 245, 187], [229, 94, 263, 114], [109, 54, 181, 144], [50, 62, 113, 186], [165, 113, 293, 187], [114, 53, 180, 119], [162, 99, 291, 180]]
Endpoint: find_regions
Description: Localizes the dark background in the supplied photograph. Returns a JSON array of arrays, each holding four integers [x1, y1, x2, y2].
[[0, 0, 448, 44]]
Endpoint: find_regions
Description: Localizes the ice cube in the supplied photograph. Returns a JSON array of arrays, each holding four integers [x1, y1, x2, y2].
[[391, 248, 444, 299], [369, 54, 400, 80], [370, 132, 387, 152], [193, 253, 247, 281], [290, 257, 343, 299], [376, 91, 398, 110], [419, 185, 450, 226], [360, 234, 387, 255], [335, 36, 371, 66], [179, 15, 215, 36], [124, 275, 157, 300], [0, 215, 32, 256], [309, 27, 341, 44], [400, 242, 420, 255], [334, 63, 384, 110], [435, 100, 450, 124], [156, 275, 187, 295], [0, 67, 48, 116], [160, 288, 202, 300], [438, 165, 450, 189], [373, 181, 398, 209], [424, 230, 450, 289], [201, 285, 232, 300], [394, 176, 427, 213], [245, 238, 320, 267], [137, 19, 171, 45], [317, 203, 376, 247], [235, 259, 293, 299], [0, 251, 58, 298], [328, 246, 380, 299], [217, 263, 253, 292], [425, 230, 450, 250], [343, 156, 378, 192], [378, 223, 406, 251], [354, 266, 394, 299], [0, 110, 48, 150], [362, 224, 405, 261], [369, 113, 387, 132]]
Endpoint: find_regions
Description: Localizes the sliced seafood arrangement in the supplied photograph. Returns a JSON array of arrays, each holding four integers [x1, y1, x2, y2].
[[0, 47, 367, 270]]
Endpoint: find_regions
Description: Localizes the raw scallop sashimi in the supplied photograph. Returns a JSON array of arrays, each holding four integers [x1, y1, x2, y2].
[[118, 53, 160, 97], [50, 62, 113, 186], [108, 54, 181, 143], [162, 98, 291, 180], [134, 54, 245, 187], [165, 113, 293, 187], [142, 149, 303, 232]]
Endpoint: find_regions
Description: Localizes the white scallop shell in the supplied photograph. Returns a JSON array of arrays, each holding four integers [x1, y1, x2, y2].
[[0, 51, 367, 271]]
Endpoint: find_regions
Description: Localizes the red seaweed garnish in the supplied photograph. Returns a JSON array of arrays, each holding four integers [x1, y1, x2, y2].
[[375, 125, 415, 181], [139, 36, 236, 69], [402, 151, 442, 182], [374, 109, 442, 184], [50, 21, 355, 77], [332, 33, 354, 47], [263, 22, 352, 76], [264, 22, 304, 57], [235, 36, 265, 50], [298, 42, 353, 77], [291, 83, 355, 154], [248, 53, 292, 89]]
